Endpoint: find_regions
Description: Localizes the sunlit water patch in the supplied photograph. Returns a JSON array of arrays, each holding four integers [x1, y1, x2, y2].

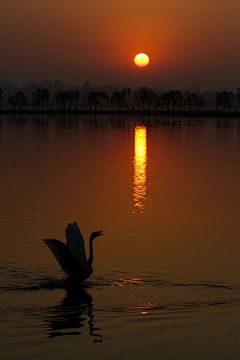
[[133, 124, 147, 213], [1, 115, 240, 360]]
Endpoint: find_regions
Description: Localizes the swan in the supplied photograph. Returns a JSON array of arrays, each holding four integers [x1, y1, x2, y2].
[[43, 222, 103, 284]]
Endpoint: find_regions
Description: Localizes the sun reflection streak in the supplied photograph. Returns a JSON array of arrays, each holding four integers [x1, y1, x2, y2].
[[133, 124, 147, 213]]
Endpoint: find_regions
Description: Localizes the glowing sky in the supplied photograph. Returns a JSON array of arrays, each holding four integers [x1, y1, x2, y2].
[[1, 0, 240, 90]]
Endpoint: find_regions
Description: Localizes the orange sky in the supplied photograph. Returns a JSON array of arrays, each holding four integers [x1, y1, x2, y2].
[[1, 0, 240, 90]]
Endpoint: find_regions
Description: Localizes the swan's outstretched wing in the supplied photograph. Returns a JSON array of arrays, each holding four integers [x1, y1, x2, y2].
[[43, 239, 87, 277], [65, 222, 87, 265]]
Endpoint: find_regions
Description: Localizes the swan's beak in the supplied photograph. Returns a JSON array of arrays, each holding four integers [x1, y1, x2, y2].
[[97, 230, 103, 237]]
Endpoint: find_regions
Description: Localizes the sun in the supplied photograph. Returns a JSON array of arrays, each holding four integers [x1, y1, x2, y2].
[[134, 53, 150, 67]]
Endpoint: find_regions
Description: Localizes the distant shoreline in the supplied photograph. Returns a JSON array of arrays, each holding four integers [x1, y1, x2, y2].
[[0, 109, 240, 117]]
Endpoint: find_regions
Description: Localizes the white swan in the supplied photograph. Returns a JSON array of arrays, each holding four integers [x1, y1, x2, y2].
[[43, 222, 103, 283]]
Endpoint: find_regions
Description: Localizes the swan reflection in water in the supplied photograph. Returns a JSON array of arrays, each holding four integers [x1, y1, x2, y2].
[[44, 286, 102, 341], [42, 223, 103, 340], [133, 124, 147, 213]]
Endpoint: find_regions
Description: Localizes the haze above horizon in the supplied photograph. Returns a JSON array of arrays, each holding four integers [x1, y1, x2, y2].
[[1, 0, 240, 92]]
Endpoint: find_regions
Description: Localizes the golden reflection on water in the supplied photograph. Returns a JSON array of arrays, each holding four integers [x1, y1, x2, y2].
[[115, 278, 146, 288], [133, 124, 147, 213]]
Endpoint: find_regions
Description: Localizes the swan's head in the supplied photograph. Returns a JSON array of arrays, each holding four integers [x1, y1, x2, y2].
[[90, 231, 103, 241]]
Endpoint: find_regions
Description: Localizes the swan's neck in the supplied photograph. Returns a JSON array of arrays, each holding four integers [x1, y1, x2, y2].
[[88, 238, 94, 267]]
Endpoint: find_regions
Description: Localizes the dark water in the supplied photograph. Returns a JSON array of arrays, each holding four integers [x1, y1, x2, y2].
[[1, 115, 240, 359]]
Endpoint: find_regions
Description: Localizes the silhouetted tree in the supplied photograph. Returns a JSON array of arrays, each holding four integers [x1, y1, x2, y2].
[[41, 88, 50, 110], [236, 88, 240, 109], [81, 89, 90, 110], [0, 88, 3, 107], [134, 87, 144, 110], [193, 96, 205, 111], [145, 88, 158, 111], [8, 91, 28, 110], [67, 89, 79, 110], [160, 90, 183, 111], [185, 92, 198, 111], [134, 86, 156, 110], [160, 92, 171, 111], [55, 89, 69, 110], [110, 87, 131, 110], [215, 91, 234, 111], [134, 89, 141, 110], [215, 93, 222, 111], [8, 95, 18, 110], [170, 90, 183, 110], [224, 91, 234, 111], [88, 91, 108, 111], [32, 88, 50, 110], [32, 89, 41, 110], [153, 94, 164, 111]]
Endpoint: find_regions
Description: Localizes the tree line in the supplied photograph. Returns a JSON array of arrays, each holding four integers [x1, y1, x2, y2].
[[1, 86, 240, 112]]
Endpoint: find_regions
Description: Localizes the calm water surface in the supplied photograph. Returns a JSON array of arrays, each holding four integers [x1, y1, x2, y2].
[[1, 115, 240, 359]]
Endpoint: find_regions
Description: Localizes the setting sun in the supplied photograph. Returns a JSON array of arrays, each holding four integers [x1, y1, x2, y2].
[[134, 53, 150, 67]]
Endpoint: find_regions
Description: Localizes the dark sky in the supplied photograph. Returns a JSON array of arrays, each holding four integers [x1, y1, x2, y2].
[[1, 0, 240, 90]]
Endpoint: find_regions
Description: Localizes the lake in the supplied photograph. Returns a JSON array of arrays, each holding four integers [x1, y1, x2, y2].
[[1, 114, 240, 360]]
